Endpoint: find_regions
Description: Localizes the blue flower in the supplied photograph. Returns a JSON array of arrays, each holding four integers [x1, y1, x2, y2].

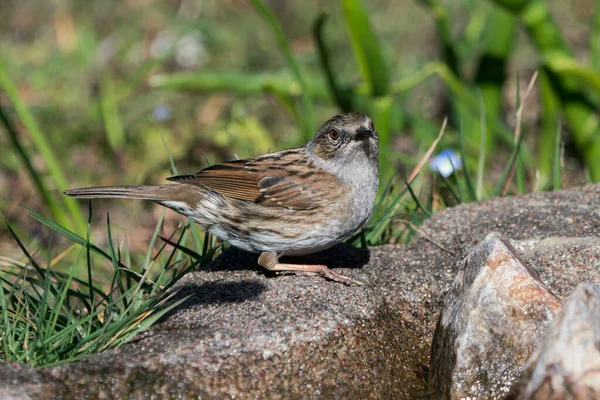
[[430, 149, 462, 178], [153, 104, 172, 121]]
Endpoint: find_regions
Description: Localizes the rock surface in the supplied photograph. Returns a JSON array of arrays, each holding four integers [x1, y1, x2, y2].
[[428, 233, 563, 399], [506, 282, 600, 400], [0, 184, 599, 399]]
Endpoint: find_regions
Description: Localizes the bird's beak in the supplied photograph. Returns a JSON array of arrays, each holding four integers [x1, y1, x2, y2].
[[355, 129, 376, 140]]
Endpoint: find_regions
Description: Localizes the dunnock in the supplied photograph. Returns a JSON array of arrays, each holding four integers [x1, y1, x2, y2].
[[65, 112, 379, 284]]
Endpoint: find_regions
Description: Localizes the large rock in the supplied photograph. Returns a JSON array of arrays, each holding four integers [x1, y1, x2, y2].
[[428, 233, 562, 399], [0, 244, 447, 399], [506, 282, 600, 399], [0, 185, 599, 399]]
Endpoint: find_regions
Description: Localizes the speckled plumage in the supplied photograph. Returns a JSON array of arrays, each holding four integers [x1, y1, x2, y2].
[[65, 112, 379, 284]]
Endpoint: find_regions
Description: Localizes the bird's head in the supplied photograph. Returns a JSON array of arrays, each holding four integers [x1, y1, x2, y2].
[[307, 112, 379, 167]]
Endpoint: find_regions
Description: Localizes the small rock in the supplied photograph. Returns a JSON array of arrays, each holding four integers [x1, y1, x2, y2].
[[506, 282, 600, 399], [428, 232, 562, 399]]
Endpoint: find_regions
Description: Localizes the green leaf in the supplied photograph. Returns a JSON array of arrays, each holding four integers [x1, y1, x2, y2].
[[313, 12, 353, 112], [546, 53, 600, 92], [99, 73, 126, 152], [151, 71, 326, 98], [0, 61, 85, 233], [249, 0, 315, 139], [341, 0, 389, 97], [552, 120, 563, 190], [476, 91, 487, 200]]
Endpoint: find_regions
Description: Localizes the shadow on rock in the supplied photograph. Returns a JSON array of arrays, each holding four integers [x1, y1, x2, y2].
[[158, 280, 268, 323], [286, 243, 371, 270], [158, 244, 371, 323], [205, 243, 371, 273], [177, 280, 268, 305]]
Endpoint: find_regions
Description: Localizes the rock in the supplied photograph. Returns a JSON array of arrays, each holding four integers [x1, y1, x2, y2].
[[0, 363, 37, 400], [420, 184, 600, 253], [0, 185, 598, 399], [506, 283, 600, 399], [0, 244, 450, 399], [428, 233, 563, 399]]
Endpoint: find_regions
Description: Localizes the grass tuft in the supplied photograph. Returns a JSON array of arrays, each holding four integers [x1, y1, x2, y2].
[[0, 204, 217, 367]]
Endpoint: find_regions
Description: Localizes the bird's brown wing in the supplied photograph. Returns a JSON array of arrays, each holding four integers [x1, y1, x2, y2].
[[167, 149, 342, 210], [168, 159, 262, 202]]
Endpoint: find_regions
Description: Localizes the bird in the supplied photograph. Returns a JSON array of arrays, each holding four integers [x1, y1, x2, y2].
[[64, 112, 379, 285]]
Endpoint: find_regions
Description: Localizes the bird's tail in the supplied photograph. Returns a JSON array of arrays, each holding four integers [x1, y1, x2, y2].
[[64, 185, 186, 202]]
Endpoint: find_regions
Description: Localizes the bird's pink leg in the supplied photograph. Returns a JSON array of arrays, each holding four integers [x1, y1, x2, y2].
[[258, 252, 363, 285]]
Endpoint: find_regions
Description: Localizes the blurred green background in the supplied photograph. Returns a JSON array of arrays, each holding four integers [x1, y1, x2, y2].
[[1, 0, 599, 248]]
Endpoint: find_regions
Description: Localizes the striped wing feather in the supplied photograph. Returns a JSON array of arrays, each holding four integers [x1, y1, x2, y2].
[[167, 149, 338, 210]]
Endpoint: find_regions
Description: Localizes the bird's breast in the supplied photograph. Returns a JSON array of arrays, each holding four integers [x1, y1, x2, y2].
[[344, 161, 379, 227]]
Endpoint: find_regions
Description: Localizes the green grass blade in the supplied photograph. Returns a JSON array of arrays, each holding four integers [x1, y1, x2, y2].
[[142, 209, 166, 273], [151, 71, 327, 99], [40, 297, 119, 350], [0, 107, 63, 223], [313, 12, 353, 112], [516, 154, 526, 194], [160, 235, 202, 261], [537, 68, 562, 188], [415, 0, 458, 77], [458, 119, 477, 201], [0, 61, 85, 233], [160, 132, 178, 176], [547, 54, 600, 93], [1, 265, 108, 304], [106, 213, 127, 309], [24, 207, 147, 285], [2, 209, 201, 366], [249, 0, 315, 140], [46, 255, 83, 343], [493, 127, 525, 196], [189, 223, 204, 255], [514, 75, 526, 194], [173, 225, 190, 269], [99, 73, 126, 152], [201, 231, 219, 265], [0, 280, 11, 358], [405, 181, 432, 218], [371, 163, 403, 217], [474, 4, 517, 154], [476, 91, 487, 200], [106, 295, 190, 350], [392, 62, 523, 152], [552, 120, 562, 190], [439, 169, 462, 205], [512, 0, 600, 181], [1, 214, 53, 296], [341, 0, 389, 96], [371, 96, 393, 168], [85, 201, 95, 310], [31, 260, 53, 363]]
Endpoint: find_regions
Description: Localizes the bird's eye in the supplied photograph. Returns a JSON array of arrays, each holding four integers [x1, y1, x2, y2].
[[328, 130, 340, 141], [371, 121, 376, 132]]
